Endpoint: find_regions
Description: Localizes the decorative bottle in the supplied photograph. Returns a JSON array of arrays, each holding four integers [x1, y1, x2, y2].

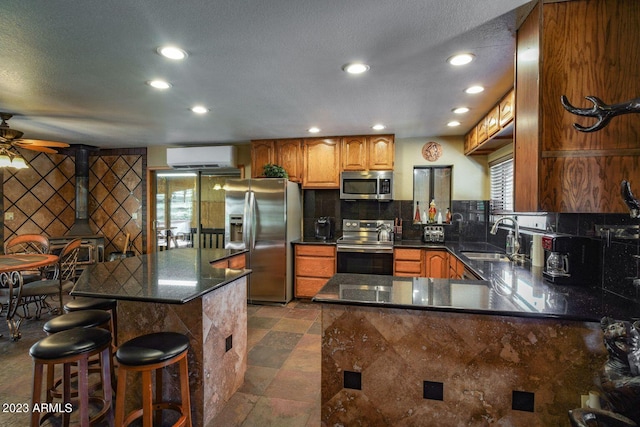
[[445, 208, 452, 224], [428, 199, 437, 223], [414, 201, 421, 224]]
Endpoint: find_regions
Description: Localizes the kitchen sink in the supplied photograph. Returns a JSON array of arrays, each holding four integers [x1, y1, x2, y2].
[[461, 251, 511, 262]]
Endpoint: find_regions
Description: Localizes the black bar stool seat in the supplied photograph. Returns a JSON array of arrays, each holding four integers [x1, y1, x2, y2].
[[64, 297, 117, 312], [115, 332, 192, 427], [64, 297, 118, 347], [30, 327, 113, 426], [43, 309, 111, 334]]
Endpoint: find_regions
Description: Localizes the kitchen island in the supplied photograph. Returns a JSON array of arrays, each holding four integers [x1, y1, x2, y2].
[[313, 273, 611, 426], [72, 248, 250, 426]]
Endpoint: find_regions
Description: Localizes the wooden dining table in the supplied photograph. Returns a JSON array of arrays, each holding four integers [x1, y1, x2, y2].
[[0, 253, 59, 340]]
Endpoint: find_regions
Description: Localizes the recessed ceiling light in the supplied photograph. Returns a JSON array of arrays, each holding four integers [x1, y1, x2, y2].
[[447, 53, 475, 66], [447, 121, 461, 127], [372, 124, 386, 131], [452, 107, 469, 114], [465, 85, 485, 94], [147, 80, 171, 89], [157, 46, 188, 60], [191, 106, 209, 114], [342, 63, 370, 74], [308, 127, 320, 133]]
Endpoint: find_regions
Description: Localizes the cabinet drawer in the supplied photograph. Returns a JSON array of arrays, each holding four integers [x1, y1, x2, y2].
[[394, 248, 422, 261], [295, 245, 335, 257], [296, 256, 335, 278], [295, 277, 329, 298], [211, 259, 228, 269], [228, 254, 246, 269], [394, 260, 422, 275]]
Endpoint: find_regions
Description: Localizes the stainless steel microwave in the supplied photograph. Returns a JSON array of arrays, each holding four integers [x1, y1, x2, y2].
[[340, 171, 394, 201]]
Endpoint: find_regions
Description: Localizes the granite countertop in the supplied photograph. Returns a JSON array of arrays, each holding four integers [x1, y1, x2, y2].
[[72, 248, 250, 304], [312, 239, 640, 321]]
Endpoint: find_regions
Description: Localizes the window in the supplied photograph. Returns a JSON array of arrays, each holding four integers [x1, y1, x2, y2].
[[490, 156, 513, 212]]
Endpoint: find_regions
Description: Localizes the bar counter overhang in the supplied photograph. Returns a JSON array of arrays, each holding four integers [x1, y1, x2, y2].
[[72, 248, 250, 426]]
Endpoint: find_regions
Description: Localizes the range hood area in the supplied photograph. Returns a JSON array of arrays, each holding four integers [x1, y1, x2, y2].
[[167, 146, 237, 169]]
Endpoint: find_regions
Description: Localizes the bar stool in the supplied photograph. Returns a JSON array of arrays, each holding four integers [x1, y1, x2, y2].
[[114, 332, 191, 427], [43, 309, 115, 398], [64, 297, 118, 347], [30, 327, 113, 427]]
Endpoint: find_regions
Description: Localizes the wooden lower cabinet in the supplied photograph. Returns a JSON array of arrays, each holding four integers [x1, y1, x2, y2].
[[294, 244, 336, 298], [211, 253, 246, 269], [424, 249, 449, 279], [449, 255, 465, 279], [393, 248, 423, 277]]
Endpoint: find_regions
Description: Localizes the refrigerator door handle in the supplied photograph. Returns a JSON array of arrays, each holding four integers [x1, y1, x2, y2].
[[243, 191, 251, 248], [249, 190, 257, 250]]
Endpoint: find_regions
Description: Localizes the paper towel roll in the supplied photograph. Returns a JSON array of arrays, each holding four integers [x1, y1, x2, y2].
[[532, 234, 544, 267]]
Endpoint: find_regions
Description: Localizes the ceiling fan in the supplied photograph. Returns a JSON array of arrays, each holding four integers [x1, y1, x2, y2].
[[0, 112, 70, 168]]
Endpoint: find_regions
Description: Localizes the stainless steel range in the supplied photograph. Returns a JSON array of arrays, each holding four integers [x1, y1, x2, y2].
[[336, 219, 394, 275]]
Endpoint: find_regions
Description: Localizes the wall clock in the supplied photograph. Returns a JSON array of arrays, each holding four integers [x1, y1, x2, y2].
[[422, 141, 442, 162]]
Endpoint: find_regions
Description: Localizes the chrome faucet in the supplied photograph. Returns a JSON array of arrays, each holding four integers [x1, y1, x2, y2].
[[490, 216, 522, 261]]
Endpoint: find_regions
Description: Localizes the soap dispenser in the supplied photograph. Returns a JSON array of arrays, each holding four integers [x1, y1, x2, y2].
[[505, 231, 515, 256]]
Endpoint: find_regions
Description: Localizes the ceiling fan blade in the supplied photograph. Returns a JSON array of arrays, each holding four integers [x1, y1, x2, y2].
[[14, 139, 70, 148], [16, 145, 59, 154]]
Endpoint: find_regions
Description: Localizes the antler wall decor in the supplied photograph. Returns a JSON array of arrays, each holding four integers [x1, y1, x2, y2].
[[560, 95, 640, 132]]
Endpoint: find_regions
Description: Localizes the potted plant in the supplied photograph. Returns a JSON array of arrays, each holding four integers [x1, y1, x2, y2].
[[262, 163, 288, 179]]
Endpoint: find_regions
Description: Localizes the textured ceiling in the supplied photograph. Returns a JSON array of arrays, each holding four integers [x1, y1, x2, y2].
[[0, 0, 532, 149]]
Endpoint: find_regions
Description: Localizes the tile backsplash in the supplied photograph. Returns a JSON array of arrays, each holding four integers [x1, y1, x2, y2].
[[303, 189, 640, 304]]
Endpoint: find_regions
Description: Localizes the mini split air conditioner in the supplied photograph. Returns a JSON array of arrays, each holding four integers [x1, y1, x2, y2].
[[166, 146, 237, 169]]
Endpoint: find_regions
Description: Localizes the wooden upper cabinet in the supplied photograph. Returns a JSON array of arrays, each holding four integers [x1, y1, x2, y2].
[[499, 90, 514, 127], [276, 139, 302, 183], [341, 134, 394, 171], [302, 138, 341, 188], [341, 136, 367, 170], [486, 106, 500, 138], [514, 0, 640, 213], [368, 135, 394, 170], [250, 140, 275, 178], [476, 118, 488, 145]]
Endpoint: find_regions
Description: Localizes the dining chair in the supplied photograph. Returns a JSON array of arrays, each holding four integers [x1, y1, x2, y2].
[[3, 234, 51, 283], [7, 238, 81, 321]]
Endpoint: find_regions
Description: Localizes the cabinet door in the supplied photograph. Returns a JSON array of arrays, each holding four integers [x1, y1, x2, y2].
[[424, 250, 449, 278], [448, 255, 465, 279], [276, 139, 302, 183], [499, 90, 514, 127], [341, 136, 368, 171], [302, 138, 340, 188], [251, 140, 275, 178], [368, 135, 394, 170]]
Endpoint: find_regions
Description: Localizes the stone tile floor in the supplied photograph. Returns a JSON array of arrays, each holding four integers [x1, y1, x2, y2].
[[0, 299, 322, 426]]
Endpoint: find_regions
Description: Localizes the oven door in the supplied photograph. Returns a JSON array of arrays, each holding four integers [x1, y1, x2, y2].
[[336, 249, 393, 275]]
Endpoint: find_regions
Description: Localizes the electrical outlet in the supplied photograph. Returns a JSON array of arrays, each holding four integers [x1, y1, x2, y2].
[[4, 212, 14, 221]]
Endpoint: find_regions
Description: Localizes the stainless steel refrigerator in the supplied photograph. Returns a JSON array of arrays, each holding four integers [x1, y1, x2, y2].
[[224, 178, 301, 303]]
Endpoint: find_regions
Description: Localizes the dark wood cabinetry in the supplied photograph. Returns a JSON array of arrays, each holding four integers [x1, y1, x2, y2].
[[515, 0, 640, 213]]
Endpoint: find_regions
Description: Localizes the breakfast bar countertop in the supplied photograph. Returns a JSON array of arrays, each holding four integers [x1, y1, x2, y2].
[[72, 248, 250, 304], [313, 271, 638, 323]]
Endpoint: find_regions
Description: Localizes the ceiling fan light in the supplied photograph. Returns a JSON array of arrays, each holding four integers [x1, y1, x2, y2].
[[11, 155, 29, 169], [0, 152, 11, 167]]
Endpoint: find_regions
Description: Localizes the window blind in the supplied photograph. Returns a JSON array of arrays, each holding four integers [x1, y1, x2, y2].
[[490, 156, 513, 212]]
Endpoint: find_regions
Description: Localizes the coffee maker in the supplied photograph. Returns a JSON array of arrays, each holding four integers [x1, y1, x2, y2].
[[541, 233, 599, 285], [314, 217, 334, 240]]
